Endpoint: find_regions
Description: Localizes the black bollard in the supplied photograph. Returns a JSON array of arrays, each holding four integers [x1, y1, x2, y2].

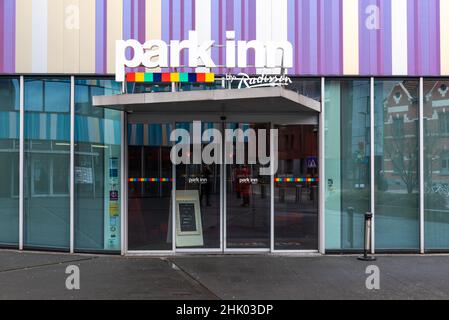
[[358, 212, 376, 261]]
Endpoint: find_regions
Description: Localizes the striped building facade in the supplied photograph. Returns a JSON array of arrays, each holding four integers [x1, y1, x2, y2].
[[0, 0, 447, 76]]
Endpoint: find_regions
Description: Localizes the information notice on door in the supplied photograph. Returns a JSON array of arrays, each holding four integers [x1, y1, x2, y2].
[[179, 203, 197, 232], [174, 190, 204, 247]]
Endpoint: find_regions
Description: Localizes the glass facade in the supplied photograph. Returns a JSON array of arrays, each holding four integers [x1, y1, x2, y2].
[[374, 79, 420, 250], [2, 76, 449, 253], [24, 77, 71, 250], [74, 79, 122, 252], [0, 77, 19, 246], [325, 79, 371, 251], [424, 79, 449, 250], [274, 124, 319, 250]]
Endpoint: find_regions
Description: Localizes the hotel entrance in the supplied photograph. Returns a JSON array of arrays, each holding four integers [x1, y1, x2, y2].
[[93, 84, 322, 254], [126, 119, 318, 254]]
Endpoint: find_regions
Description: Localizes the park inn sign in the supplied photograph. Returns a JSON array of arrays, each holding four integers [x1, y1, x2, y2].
[[115, 30, 293, 82]]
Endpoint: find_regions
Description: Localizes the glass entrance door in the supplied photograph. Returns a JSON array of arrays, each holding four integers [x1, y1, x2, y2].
[[127, 120, 319, 253], [225, 123, 271, 249], [175, 122, 222, 250], [127, 123, 173, 251]]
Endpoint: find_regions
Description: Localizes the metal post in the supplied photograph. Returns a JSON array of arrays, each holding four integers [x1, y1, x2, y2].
[[19, 76, 24, 250], [358, 212, 376, 261], [70, 76, 75, 253]]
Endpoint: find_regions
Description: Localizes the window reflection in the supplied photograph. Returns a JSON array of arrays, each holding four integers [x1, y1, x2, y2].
[[274, 124, 318, 250], [424, 79, 449, 250], [74, 79, 122, 252], [374, 79, 420, 250], [0, 77, 20, 246], [24, 77, 71, 250], [325, 79, 371, 250]]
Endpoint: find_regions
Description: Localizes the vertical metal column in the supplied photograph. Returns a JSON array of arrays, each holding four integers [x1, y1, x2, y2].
[[121, 111, 127, 255], [370, 77, 375, 254], [318, 77, 326, 254], [419, 77, 425, 254], [270, 123, 275, 252], [70, 76, 75, 253], [19, 76, 24, 251], [220, 122, 224, 252], [172, 122, 176, 252]]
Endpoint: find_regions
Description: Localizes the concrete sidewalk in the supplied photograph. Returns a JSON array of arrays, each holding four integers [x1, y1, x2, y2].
[[0, 250, 448, 300]]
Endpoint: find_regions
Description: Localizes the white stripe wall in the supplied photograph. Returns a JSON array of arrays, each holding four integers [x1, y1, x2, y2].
[[256, 0, 271, 74], [195, 0, 212, 72], [271, 0, 288, 75], [31, 0, 48, 73], [440, 0, 449, 75], [256, 0, 287, 74], [342, 0, 359, 75], [391, 0, 408, 75]]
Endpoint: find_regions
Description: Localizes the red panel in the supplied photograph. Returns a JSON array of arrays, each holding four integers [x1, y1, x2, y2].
[[162, 73, 171, 82], [126, 73, 136, 82], [196, 73, 206, 82]]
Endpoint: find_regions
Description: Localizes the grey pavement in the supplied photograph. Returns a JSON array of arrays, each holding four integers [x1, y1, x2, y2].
[[0, 249, 449, 300]]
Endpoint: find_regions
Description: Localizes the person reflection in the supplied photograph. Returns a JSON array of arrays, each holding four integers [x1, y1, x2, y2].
[[200, 164, 212, 207], [235, 165, 251, 207]]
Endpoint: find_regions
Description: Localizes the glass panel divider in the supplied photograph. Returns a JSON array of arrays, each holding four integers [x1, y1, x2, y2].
[[19, 75, 24, 251], [171, 121, 176, 253], [419, 77, 425, 254], [370, 77, 375, 254], [121, 111, 127, 255], [319, 77, 325, 254], [70, 76, 75, 253], [270, 122, 274, 253]]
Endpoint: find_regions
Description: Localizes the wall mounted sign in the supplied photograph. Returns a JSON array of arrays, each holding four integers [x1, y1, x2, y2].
[[116, 30, 293, 82], [125, 72, 215, 83], [74, 166, 93, 184], [225, 73, 292, 89]]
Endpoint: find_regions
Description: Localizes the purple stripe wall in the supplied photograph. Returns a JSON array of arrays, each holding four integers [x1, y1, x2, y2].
[[358, 0, 393, 75], [95, 0, 107, 74], [0, 0, 5, 73], [0, 0, 448, 76], [1, 0, 15, 73]]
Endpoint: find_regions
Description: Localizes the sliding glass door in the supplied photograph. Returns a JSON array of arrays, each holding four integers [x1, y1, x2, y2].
[[225, 123, 271, 250]]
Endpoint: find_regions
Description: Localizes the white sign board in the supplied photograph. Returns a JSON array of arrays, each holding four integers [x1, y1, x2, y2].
[[175, 190, 204, 247]]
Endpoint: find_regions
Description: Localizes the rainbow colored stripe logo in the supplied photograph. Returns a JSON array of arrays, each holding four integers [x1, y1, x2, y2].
[[126, 72, 215, 83], [275, 178, 319, 183], [128, 178, 173, 182]]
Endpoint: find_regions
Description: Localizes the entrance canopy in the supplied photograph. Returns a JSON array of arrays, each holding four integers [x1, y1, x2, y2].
[[92, 87, 321, 114]]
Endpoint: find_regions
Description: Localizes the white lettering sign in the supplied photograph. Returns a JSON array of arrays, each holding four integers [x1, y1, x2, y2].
[[115, 30, 293, 82], [225, 73, 292, 89]]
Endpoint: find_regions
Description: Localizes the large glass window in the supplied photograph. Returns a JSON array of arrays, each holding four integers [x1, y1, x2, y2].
[[374, 79, 420, 250], [24, 78, 71, 250], [74, 79, 122, 252], [424, 79, 449, 250], [325, 79, 370, 251], [0, 77, 20, 246]]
